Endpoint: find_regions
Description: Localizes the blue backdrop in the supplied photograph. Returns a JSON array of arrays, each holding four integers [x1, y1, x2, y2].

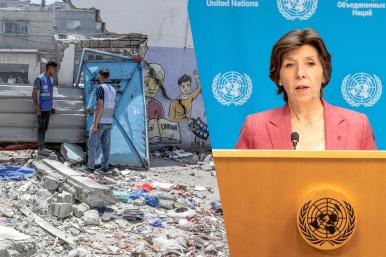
[[188, 0, 386, 149]]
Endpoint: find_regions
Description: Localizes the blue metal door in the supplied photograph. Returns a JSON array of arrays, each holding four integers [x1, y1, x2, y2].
[[78, 49, 149, 168]]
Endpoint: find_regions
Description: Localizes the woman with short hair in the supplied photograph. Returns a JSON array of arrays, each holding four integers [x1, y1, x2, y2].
[[236, 28, 376, 150]]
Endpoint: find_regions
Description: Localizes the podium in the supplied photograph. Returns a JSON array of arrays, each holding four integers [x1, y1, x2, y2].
[[213, 150, 386, 257]]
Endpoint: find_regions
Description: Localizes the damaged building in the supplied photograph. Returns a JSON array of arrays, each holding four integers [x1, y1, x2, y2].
[[71, 0, 211, 152], [0, 6, 55, 84], [0, 1, 227, 256], [0, 0, 210, 153]]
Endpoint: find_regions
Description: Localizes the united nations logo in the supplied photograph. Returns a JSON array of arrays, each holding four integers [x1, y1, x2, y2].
[[341, 72, 382, 107], [212, 71, 252, 106], [277, 0, 318, 21], [297, 189, 356, 251]]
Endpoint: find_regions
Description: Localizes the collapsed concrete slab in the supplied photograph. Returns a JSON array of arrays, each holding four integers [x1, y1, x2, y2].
[[18, 206, 76, 247], [33, 159, 116, 208], [0, 226, 36, 257]]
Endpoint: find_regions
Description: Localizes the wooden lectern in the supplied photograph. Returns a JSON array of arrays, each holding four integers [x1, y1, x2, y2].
[[213, 150, 386, 257]]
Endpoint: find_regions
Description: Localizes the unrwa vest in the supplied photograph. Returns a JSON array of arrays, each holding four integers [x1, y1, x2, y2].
[[38, 73, 53, 112], [98, 83, 116, 124]]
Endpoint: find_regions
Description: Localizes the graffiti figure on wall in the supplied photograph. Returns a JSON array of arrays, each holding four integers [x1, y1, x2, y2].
[[143, 62, 181, 144], [168, 70, 209, 141], [144, 62, 168, 119], [168, 70, 202, 124]]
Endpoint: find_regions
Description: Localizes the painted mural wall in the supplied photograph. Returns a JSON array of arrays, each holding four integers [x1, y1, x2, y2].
[[144, 47, 210, 152]]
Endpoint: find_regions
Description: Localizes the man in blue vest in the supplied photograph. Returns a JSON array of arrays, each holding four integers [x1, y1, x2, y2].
[[82, 68, 116, 173], [32, 61, 58, 156]]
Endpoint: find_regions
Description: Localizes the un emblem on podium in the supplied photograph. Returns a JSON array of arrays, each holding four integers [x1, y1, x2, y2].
[[297, 188, 356, 251]]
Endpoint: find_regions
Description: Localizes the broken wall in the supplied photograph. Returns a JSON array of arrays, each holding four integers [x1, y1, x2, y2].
[[145, 47, 210, 152], [69, 0, 210, 151]]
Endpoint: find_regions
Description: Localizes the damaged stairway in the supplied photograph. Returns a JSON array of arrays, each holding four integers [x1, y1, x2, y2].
[[0, 84, 86, 143]]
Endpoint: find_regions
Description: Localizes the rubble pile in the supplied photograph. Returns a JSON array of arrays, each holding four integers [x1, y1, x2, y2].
[[0, 147, 228, 257]]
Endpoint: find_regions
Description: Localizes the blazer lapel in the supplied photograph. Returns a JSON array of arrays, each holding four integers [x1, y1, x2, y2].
[[267, 105, 293, 149], [323, 100, 348, 150]]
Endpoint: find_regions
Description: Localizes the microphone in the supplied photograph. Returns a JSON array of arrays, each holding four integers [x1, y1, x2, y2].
[[291, 132, 299, 150]]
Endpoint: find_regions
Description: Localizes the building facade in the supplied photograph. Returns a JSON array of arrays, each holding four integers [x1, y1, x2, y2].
[[70, 0, 209, 151]]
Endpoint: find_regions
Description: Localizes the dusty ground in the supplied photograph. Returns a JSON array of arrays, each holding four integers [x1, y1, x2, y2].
[[0, 148, 229, 257]]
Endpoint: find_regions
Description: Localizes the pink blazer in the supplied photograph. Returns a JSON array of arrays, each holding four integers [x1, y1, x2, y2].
[[235, 100, 376, 150]]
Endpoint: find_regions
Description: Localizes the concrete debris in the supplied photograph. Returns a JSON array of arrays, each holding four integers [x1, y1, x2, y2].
[[159, 200, 175, 210], [0, 226, 31, 241], [153, 235, 185, 252], [18, 205, 77, 246], [0, 208, 15, 218], [18, 181, 33, 192], [0, 239, 36, 257], [72, 203, 90, 218], [42, 175, 59, 191], [66, 247, 91, 257], [82, 210, 100, 226], [167, 208, 197, 219], [57, 191, 73, 204], [36, 159, 116, 207], [194, 186, 208, 192], [49, 203, 73, 218], [152, 182, 174, 192], [172, 150, 193, 159], [0, 149, 228, 256], [200, 163, 214, 171], [61, 143, 85, 165]]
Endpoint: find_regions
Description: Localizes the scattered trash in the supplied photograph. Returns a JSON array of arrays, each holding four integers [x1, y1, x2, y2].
[[122, 207, 145, 222], [113, 190, 129, 203], [128, 190, 146, 200], [143, 194, 160, 207], [167, 208, 197, 219], [0, 150, 228, 256], [137, 182, 153, 192], [108, 245, 120, 254], [132, 242, 146, 254], [101, 209, 116, 222], [152, 182, 174, 192], [172, 150, 193, 159], [153, 235, 185, 252], [211, 201, 223, 214], [0, 166, 35, 180], [66, 248, 91, 257], [148, 217, 163, 227], [128, 190, 160, 207], [185, 198, 196, 209], [194, 186, 208, 191], [178, 219, 191, 229]]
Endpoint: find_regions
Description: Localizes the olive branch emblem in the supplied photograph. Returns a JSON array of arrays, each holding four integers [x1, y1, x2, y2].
[[277, 0, 318, 21], [298, 200, 356, 247], [212, 72, 253, 106], [341, 73, 382, 107]]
